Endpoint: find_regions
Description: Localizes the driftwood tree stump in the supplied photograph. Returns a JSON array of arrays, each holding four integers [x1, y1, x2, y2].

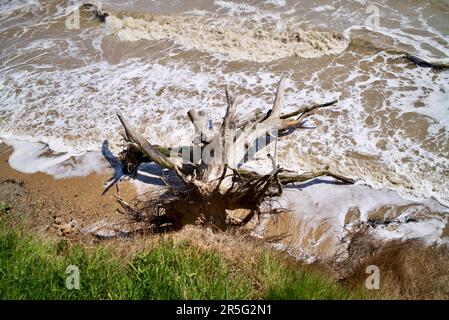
[[109, 76, 354, 230]]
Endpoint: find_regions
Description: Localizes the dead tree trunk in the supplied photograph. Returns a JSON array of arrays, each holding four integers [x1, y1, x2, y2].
[[110, 76, 355, 230]]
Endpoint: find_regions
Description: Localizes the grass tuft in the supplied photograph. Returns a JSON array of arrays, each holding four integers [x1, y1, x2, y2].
[[0, 212, 356, 300]]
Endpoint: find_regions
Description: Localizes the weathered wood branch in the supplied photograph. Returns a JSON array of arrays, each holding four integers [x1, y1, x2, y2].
[[236, 100, 337, 129], [237, 168, 355, 184], [279, 100, 337, 120], [116, 109, 177, 170], [271, 76, 286, 118], [187, 109, 214, 144], [111, 76, 356, 230]]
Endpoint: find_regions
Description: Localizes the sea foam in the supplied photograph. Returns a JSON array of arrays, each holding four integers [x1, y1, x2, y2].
[[103, 13, 349, 62]]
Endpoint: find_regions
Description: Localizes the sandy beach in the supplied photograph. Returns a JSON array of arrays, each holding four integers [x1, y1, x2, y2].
[[0, 142, 138, 240]]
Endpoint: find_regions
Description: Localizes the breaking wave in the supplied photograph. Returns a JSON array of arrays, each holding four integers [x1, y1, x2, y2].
[[101, 11, 349, 62]]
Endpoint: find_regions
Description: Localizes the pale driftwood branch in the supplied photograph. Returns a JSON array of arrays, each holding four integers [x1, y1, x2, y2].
[[222, 89, 238, 131], [235, 100, 337, 129], [281, 100, 337, 120], [270, 76, 286, 118], [237, 168, 355, 185], [116, 109, 176, 170], [111, 76, 356, 230], [187, 109, 214, 144]]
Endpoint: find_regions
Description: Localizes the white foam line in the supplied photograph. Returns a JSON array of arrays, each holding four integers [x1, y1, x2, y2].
[[2, 136, 108, 179]]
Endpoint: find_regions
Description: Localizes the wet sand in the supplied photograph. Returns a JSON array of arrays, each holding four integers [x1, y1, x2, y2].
[[0, 142, 136, 238]]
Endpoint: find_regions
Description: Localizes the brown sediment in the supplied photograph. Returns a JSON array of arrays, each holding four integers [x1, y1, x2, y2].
[[442, 222, 449, 238], [262, 212, 339, 259], [344, 207, 361, 225], [102, 13, 348, 62], [0, 142, 136, 239], [367, 203, 433, 222], [262, 212, 299, 243]]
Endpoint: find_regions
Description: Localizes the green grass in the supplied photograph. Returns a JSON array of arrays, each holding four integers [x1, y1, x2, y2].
[[0, 205, 358, 300], [0, 202, 11, 214], [261, 257, 353, 300]]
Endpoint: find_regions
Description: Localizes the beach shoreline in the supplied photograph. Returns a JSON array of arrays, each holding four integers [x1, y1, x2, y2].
[[0, 142, 137, 240], [1, 139, 448, 259]]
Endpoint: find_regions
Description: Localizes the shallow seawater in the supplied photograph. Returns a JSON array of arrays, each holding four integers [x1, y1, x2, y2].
[[0, 0, 448, 255]]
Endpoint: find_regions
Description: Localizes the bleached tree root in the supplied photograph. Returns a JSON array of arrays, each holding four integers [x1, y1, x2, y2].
[[109, 77, 355, 230]]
